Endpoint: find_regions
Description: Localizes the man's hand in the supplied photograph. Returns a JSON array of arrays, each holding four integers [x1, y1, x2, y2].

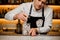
[[13, 12, 28, 21], [29, 28, 38, 36]]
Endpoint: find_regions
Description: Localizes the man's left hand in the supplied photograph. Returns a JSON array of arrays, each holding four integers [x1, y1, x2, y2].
[[29, 28, 37, 36]]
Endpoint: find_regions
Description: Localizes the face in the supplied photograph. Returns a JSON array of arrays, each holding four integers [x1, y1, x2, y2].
[[33, 0, 46, 10]]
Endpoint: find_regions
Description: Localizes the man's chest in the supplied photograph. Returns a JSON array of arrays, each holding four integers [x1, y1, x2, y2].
[[23, 7, 48, 17]]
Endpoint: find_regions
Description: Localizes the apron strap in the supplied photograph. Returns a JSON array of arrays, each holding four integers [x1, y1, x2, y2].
[[42, 7, 45, 27], [29, 4, 32, 16]]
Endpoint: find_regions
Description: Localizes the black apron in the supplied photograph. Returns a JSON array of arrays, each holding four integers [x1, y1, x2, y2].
[[27, 4, 45, 28]]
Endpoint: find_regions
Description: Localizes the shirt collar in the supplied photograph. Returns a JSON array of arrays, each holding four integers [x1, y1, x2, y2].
[[32, 2, 42, 12]]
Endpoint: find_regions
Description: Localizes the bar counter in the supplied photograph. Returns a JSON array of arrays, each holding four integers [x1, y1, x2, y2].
[[0, 34, 60, 40]]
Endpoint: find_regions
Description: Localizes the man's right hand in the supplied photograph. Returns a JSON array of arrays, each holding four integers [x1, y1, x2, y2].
[[13, 12, 28, 22]]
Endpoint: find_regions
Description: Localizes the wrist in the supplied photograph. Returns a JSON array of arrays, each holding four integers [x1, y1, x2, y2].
[[13, 14, 18, 20], [35, 28, 39, 33]]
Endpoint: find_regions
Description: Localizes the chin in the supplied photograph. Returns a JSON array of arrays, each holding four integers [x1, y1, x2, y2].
[[37, 7, 41, 9], [36, 8, 41, 10], [35, 7, 41, 10]]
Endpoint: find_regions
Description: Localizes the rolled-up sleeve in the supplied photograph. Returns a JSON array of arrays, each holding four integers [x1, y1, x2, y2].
[[37, 9, 53, 33], [5, 4, 24, 20]]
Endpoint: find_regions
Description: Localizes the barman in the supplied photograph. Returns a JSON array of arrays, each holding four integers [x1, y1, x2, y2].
[[5, 0, 53, 36]]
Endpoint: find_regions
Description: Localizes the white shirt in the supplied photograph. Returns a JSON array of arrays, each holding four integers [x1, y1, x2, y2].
[[5, 2, 53, 34]]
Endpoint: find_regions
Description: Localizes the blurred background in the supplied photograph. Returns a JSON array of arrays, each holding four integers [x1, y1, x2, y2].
[[0, 0, 60, 36]]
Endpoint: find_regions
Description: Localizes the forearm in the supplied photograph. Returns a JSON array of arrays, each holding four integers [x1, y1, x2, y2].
[[36, 26, 51, 33], [5, 4, 24, 20], [5, 12, 16, 20], [13, 14, 18, 20]]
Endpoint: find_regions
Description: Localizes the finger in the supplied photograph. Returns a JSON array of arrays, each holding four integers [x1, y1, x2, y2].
[[29, 30, 32, 35], [17, 15, 25, 21], [18, 14, 26, 21], [23, 13, 28, 18], [22, 15, 27, 21], [32, 32, 36, 36], [20, 17, 25, 21], [32, 30, 36, 36]]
